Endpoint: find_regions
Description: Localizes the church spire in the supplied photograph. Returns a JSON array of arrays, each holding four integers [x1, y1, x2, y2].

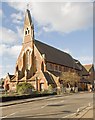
[[24, 3, 33, 26], [23, 7, 34, 44], [25, 9, 32, 26]]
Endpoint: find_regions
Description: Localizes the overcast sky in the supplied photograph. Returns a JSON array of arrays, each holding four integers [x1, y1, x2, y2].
[[0, 0, 93, 78]]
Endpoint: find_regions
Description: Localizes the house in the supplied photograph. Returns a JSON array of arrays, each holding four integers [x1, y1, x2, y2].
[[75, 60, 92, 91], [84, 64, 95, 90], [4, 73, 14, 91]]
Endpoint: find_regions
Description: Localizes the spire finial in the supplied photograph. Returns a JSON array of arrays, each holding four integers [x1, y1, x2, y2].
[[27, 3, 29, 10]]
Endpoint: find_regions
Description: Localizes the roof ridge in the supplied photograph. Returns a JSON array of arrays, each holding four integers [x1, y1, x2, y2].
[[35, 39, 71, 56]]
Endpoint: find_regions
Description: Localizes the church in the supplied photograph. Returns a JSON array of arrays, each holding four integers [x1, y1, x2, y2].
[[4, 9, 92, 92]]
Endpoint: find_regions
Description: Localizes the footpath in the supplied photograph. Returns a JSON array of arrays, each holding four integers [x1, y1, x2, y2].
[[0, 95, 56, 107], [71, 105, 94, 119]]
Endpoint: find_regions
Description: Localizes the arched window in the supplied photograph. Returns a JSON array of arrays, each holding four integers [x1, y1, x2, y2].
[[25, 50, 31, 70], [25, 31, 27, 35], [26, 50, 30, 69], [23, 53, 25, 69], [41, 62, 44, 72], [28, 30, 29, 34], [16, 65, 18, 71], [25, 27, 30, 35]]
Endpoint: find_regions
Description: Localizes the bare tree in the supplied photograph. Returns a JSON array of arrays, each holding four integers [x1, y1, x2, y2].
[[59, 71, 80, 88]]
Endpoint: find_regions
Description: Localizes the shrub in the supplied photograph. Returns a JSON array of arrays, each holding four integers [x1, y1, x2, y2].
[[16, 82, 35, 95], [41, 89, 49, 94], [48, 84, 53, 93]]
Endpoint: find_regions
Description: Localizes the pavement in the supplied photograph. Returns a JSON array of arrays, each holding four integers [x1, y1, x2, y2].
[[0, 95, 57, 107], [0, 92, 94, 119], [71, 105, 93, 118]]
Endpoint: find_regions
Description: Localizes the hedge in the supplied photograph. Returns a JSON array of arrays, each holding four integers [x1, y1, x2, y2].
[[1, 92, 57, 102]]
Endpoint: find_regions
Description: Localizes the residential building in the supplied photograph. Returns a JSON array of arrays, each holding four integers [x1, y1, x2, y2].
[[84, 64, 95, 90]]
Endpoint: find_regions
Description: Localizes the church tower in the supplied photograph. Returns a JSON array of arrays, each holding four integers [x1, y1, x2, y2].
[[15, 9, 36, 81], [22, 9, 36, 79]]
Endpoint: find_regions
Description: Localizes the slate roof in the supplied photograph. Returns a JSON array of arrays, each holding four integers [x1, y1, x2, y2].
[[74, 60, 89, 76], [43, 72, 56, 85], [8, 73, 14, 79], [49, 71, 61, 77], [35, 40, 80, 70]]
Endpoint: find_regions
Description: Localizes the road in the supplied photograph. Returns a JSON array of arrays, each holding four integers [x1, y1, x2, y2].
[[1, 92, 93, 119]]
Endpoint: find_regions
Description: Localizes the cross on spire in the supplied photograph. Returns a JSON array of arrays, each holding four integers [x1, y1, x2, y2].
[[27, 3, 29, 10]]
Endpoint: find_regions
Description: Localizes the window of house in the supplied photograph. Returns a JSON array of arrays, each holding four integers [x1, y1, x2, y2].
[[71, 69, 74, 72], [55, 65, 58, 71], [62, 67, 64, 72], [64, 67, 68, 72], [50, 63, 53, 70], [59, 66, 62, 71]]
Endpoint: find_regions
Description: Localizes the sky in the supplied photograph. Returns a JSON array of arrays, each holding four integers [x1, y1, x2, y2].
[[0, 0, 94, 78]]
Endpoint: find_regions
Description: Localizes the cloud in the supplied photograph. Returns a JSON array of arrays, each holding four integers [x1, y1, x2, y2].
[[0, 44, 22, 58], [7, 2, 93, 33], [0, 9, 3, 17], [0, 44, 22, 78], [11, 12, 24, 24], [0, 43, 22, 78], [0, 26, 23, 45], [32, 2, 93, 33], [63, 48, 72, 54], [5, 0, 94, 2], [9, 45, 22, 58], [7, 2, 27, 12], [0, 27, 18, 45], [75, 56, 93, 64], [16, 26, 23, 39], [0, 64, 15, 78]]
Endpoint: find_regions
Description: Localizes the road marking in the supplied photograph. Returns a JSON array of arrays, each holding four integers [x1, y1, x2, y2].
[[41, 100, 64, 109], [41, 105, 47, 108], [41, 99, 65, 109], [2, 105, 13, 109], [77, 102, 93, 113], [62, 102, 93, 118], [47, 95, 69, 100], [78, 106, 87, 111], [62, 113, 76, 118], [60, 100, 64, 103], [2, 112, 17, 118], [1, 116, 8, 119]]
